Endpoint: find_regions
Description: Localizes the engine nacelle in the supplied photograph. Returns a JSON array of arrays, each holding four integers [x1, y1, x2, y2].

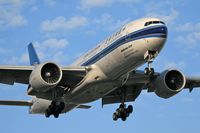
[[29, 98, 51, 114], [29, 62, 62, 92], [154, 69, 186, 99]]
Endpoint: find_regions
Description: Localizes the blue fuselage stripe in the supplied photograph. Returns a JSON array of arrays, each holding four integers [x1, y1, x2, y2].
[[81, 26, 167, 66]]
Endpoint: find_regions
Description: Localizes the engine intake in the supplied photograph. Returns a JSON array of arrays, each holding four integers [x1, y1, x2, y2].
[[29, 62, 62, 92], [41, 63, 61, 84], [154, 69, 186, 99]]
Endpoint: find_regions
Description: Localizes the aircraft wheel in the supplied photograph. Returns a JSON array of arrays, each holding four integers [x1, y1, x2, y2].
[[113, 113, 118, 121], [121, 115, 127, 121], [54, 113, 59, 118], [115, 109, 121, 117], [45, 109, 51, 118], [127, 105, 133, 114], [144, 68, 149, 75], [150, 68, 154, 75], [59, 102, 65, 110]]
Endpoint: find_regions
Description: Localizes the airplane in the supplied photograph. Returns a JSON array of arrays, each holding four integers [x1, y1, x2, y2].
[[0, 17, 200, 121]]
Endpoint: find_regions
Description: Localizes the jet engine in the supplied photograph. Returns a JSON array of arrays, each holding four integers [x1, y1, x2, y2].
[[29, 62, 62, 92], [153, 69, 186, 99]]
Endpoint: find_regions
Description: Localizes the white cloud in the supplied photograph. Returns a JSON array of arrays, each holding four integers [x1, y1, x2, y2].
[[93, 13, 130, 31], [176, 22, 200, 32], [78, 0, 140, 10], [146, 9, 179, 24], [144, 1, 180, 25], [175, 21, 200, 47], [3, 38, 69, 65], [154, 56, 187, 71], [79, 0, 113, 10], [33, 38, 69, 64], [36, 38, 68, 49], [163, 61, 186, 70], [94, 14, 113, 26], [0, 0, 27, 29], [108, 19, 130, 31], [181, 97, 194, 103], [41, 16, 88, 32], [176, 32, 200, 45], [6, 53, 29, 65], [44, 0, 56, 7], [31, 6, 38, 12]]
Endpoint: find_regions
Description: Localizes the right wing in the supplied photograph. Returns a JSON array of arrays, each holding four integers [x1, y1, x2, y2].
[[0, 100, 33, 106]]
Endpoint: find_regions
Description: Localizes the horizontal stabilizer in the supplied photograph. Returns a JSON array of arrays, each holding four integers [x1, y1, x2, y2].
[[77, 105, 91, 109], [0, 100, 33, 106]]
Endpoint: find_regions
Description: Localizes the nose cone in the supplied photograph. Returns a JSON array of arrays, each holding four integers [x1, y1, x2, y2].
[[146, 25, 168, 52]]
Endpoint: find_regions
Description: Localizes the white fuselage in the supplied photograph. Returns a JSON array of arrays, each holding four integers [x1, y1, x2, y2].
[[30, 18, 168, 114], [65, 18, 167, 106]]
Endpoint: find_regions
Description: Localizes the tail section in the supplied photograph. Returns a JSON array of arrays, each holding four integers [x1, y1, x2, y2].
[[28, 43, 40, 65]]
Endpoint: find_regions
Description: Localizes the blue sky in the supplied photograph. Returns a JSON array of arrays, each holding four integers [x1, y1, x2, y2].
[[0, 0, 200, 132]]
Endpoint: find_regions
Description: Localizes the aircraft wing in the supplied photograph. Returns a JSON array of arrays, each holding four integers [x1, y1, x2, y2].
[[184, 76, 200, 92], [0, 100, 33, 106], [102, 70, 200, 105], [0, 65, 86, 87]]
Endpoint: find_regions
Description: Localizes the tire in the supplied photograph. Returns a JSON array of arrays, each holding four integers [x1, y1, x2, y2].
[[126, 112, 129, 117], [121, 115, 126, 121], [115, 109, 121, 117], [113, 113, 118, 121], [144, 68, 149, 75], [54, 113, 59, 118], [127, 105, 133, 114], [45, 109, 50, 118], [150, 68, 154, 75], [59, 102, 65, 110]]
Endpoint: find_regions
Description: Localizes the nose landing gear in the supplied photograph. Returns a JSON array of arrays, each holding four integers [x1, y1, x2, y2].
[[144, 50, 158, 75]]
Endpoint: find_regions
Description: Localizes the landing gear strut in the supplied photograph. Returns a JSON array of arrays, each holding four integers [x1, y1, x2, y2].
[[144, 50, 158, 75], [45, 101, 65, 118], [112, 87, 133, 121], [113, 104, 133, 121]]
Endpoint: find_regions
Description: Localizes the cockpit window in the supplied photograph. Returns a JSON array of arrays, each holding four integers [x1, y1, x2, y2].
[[144, 21, 165, 26]]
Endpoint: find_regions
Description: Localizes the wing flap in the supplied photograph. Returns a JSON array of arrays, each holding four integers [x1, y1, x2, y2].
[[76, 104, 91, 109]]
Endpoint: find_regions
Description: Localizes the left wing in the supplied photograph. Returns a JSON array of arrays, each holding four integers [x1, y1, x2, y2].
[[184, 76, 200, 92], [102, 70, 149, 106], [102, 70, 200, 105]]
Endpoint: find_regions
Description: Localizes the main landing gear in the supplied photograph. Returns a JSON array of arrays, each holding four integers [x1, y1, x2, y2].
[[112, 87, 133, 121], [144, 50, 158, 75], [113, 104, 133, 121], [45, 101, 65, 118]]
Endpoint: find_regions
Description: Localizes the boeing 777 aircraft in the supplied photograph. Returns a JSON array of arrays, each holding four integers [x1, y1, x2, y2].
[[0, 18, 199, 121]]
